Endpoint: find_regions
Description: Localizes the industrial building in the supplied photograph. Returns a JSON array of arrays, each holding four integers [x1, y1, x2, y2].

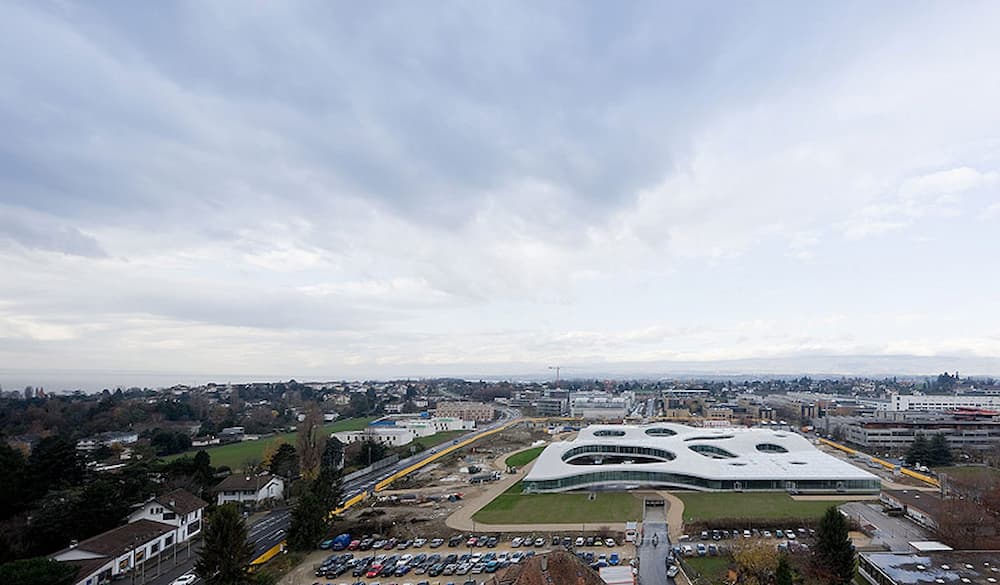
[[522, 423, 880, 494]]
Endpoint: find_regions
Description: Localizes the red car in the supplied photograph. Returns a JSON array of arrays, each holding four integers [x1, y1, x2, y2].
[[366, 565, 382, 578], [347, 539, 360, 551]]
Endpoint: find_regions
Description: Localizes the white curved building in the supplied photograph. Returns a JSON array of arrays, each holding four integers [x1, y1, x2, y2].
[[522, 423, 881, 494]]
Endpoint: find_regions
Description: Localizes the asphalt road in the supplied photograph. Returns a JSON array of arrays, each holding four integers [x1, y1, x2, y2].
[[140, 510, 290, 585], [638, 504, 672, 585], [840, 501, 932, 551]]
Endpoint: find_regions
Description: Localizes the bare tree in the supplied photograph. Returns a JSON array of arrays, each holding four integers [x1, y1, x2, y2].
[[297, 404, 325, 480]]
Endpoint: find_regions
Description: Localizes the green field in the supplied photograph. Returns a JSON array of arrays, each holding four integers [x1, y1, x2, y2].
[[934, 465, 1000, 483], [165, 417, 376, 470], [413, 430, 467, 450], [676, 492, 849, 523], [684, 556, 731, 584], [505, 446, 545, 468], [473, 481, 642, 524]]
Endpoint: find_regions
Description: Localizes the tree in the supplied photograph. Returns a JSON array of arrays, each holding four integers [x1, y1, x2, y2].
[[28, 436, 84, 498], [0, 557, 77, 585], [267, 443, 299, 479], [928, 433, 953, 466], [195, 504, 255, 585], [905, 434, 931, 467], [731, 540, 779, 585], [775, 555, 793, 585], [287, 487, 328, 551], [936, 497, 990, 549], [0, 441, 27, 521], [810, 507, 855, 585], [296, 406, 324, 481]]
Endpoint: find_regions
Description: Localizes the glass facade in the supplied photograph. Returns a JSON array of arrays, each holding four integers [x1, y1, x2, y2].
[[644, 428, 677, 437], [688, 444, 738, 459], [593, 430, 626, 437], [755, 443, 789, 453], [562, 444, 676, 462], [522, 470, 881, 493]]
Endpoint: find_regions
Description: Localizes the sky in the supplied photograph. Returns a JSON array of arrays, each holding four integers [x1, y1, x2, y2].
[[2, 1, 1000, 390]]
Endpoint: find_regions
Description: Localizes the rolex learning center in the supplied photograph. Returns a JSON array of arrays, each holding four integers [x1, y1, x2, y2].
[[522, 423, 882, 494]]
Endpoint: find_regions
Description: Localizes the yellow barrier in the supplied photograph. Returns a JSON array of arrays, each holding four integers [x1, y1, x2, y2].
[[817, 437, 940, 487], [251, 417, 525, 566], [250, 541, 284, 566], [374, 419, 522, 491]]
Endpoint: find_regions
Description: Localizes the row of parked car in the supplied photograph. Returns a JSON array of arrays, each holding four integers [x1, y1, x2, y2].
[[315, 550, 541, 580], [328, 533, 619, 553], [693, 527, 813, 541], [511, 535, 617, 548]]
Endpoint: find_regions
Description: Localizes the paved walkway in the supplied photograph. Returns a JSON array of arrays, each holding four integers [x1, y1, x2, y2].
[[638, 504, 669, 585]]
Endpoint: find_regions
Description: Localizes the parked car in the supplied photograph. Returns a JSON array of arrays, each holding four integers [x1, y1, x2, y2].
[[575, 537, 585, 547], [431, 538, 445, 548], [609, 553, 620, 565], [170, 574, 198, 585], [604, 538, 616, 547], [667, 565, 680, 578]]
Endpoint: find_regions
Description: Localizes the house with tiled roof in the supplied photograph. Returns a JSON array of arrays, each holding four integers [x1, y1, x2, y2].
[[127, 488, 208, 542], [51, 519, 177, 585], [213, 471, 284, 507]]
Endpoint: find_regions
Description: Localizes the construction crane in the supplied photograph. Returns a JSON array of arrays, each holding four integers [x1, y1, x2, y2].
[[548, 365, 562, 389]]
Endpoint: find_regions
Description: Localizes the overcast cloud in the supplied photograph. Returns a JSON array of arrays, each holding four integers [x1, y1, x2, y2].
[[2, 1, 1000, 389]]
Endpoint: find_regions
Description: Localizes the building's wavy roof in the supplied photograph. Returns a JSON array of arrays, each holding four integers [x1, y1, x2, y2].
[[524, 423, 879, 484]]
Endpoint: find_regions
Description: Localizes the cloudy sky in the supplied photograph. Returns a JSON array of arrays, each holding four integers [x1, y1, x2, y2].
[[2, 1, 1000, 389]]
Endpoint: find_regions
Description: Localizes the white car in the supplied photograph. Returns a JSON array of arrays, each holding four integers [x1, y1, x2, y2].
[[511, 537, 523, 548], [667, 565, 680, 578], [605, 538, 616, 547], [575, 537, 585, 547], [786, 532, 796, 540], [171, 574, 198, 585]]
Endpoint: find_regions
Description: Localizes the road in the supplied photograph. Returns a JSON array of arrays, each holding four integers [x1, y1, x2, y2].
[[339, 406, 520, 501], [638, 503, 672, 585], [840, 502, 932, 551], [143, 510, 290, 585]]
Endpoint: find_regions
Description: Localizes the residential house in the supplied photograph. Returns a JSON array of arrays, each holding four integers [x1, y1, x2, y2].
[[51, 519, 177, 585], [214, 472, 284, 507], [127, 488, 207, 543]]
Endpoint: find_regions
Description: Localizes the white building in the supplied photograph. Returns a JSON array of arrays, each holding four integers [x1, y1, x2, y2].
[[890, 393, 1000, 412], [213, 472, 284, 507], [571, 391, 633, 419], [334, 417, 474, 447], [52, 520, 177, 585], [76, 431, 139, 451], [523, 423, 881, 494], [127, 488, 207, 543]]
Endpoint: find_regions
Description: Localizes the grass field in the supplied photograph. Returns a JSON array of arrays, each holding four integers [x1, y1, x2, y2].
[[934, 465, 1000, 483], [413, 430, 467, 450], [472, 481, 642, 524], [676, 492, 848, 523], [684, 556, 731, 584], [165, 417, 376, 470], [505, 446, 545, 468]]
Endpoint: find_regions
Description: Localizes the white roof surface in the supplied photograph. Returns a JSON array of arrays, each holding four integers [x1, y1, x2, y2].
[[525, 423, 878, 483]]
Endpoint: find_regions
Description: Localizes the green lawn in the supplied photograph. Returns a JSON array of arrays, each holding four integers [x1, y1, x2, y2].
[[165, 417, 376, 470], [413, 430, 467, 450], [934, 465, 1000, 483], [505, 446, 545, 468], [676, 492, 849, 523], [684, 556, 731, 584], [473, 481, 642, 524]]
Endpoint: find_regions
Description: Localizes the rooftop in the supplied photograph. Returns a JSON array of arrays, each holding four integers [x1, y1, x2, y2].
[[862, 551, 1000, 585]]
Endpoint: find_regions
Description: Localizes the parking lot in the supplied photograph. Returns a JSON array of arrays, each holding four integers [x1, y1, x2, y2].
[[283, 532, 634, 585], [675, 527, 815, 557]]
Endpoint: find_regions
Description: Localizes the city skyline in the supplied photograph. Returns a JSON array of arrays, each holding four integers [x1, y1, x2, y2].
[[2, 2, 1000, 385]]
